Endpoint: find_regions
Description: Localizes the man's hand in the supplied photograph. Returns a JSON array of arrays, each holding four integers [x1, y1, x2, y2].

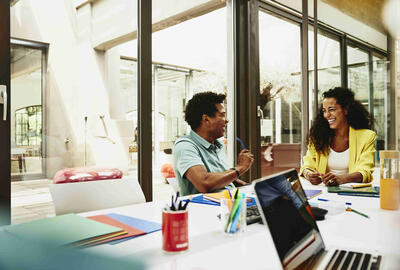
[[321, 172, 346, 186], [236, 149, 254, 175], [305, 169, 323, 185]]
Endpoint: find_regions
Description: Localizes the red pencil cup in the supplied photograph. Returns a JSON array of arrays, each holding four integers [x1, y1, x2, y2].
[[162, 209, 188, 253]]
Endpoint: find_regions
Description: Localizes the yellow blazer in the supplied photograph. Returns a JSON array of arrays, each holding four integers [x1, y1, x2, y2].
[[300, 127, 376, 183]]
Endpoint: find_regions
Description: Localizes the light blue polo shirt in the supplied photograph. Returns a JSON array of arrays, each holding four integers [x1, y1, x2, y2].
[[173, 130, 233, 196]]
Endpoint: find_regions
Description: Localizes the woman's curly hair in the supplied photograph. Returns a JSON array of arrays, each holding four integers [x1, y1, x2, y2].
[[308, 87, 374, 155], [184, 91, 226, 131]]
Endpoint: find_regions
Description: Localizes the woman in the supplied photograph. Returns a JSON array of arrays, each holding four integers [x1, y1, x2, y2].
[[300, 87, 375, 186]]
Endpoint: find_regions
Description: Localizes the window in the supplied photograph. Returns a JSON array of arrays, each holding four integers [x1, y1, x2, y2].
[[15, 105, 42, 147]]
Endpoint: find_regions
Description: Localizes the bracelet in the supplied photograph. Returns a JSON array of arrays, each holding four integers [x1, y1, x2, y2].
[[230, 167, 240, 178]]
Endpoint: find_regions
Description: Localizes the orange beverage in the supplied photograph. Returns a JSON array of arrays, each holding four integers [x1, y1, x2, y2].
[[380, 150, 400, 210], [380, 178, 399, 210]]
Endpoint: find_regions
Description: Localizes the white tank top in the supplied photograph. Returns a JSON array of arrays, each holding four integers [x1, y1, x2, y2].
[[328, 148, 349, 175]]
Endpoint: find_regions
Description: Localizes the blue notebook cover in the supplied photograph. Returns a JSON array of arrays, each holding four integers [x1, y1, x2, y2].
[[106, 213, 161, 245], [304, 189, 322, 199]]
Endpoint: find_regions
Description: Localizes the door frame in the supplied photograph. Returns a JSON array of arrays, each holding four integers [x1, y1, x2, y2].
[[10, 38, 48, 181], [0, 0, 11, 226]]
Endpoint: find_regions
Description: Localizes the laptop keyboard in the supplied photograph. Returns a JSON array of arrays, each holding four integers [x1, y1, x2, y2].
[[325, 249, 382, 270], [246, 205, 262, 225]]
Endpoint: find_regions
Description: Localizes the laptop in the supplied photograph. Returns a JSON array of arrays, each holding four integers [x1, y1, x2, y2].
[[252, 168, 398, 270]]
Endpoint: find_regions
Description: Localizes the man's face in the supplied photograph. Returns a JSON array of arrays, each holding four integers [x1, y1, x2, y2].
[[208, 103, 228, 139]]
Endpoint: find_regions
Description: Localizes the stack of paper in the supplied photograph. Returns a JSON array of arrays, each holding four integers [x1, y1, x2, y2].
[[4, 214, 125, 247], [328, 185, 379, 197], [5, 213, 162, 247], [102, 213, 162, 244]]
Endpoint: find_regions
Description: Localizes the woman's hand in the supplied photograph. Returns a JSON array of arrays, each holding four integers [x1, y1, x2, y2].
[[321, 172, 346, 186], [305, 170, 323, 185]]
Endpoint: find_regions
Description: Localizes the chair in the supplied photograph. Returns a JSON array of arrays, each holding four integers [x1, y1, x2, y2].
[[165, 177, 180, 193], [49, 178, 146, 215]]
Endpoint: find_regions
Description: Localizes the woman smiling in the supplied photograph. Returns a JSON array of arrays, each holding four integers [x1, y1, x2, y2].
[[300, 87, 376, 186]]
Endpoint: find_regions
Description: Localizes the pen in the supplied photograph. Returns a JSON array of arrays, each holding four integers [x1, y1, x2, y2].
[[318, 198, 352, 205], [236, 137, 246, 150], [305, 168, 322, 178], [170, 196, 176, 211], [177, 200, 183, 210], [182, 199, 190, 210], [346, 207, 369, 218]]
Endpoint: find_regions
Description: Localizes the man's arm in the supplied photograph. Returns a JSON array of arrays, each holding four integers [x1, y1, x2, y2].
[[185, 149, 254, 193], [185, 165, 239, 193]]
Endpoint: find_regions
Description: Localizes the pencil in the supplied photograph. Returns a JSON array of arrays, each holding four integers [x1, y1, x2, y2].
[[346, 207, 369, 218], [352, 183, 372, 188]]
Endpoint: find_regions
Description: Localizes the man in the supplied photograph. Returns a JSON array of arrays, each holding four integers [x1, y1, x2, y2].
[[173, 91, 254, 196]]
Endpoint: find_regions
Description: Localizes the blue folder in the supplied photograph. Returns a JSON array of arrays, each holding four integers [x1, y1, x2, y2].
[[106, 213, 161, 244]]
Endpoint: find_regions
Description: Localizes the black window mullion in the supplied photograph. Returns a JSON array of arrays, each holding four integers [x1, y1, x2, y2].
[[341, 35, 348, 88]]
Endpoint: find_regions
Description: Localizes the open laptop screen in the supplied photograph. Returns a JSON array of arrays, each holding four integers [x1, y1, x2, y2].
[[254, 169, 325, 270]]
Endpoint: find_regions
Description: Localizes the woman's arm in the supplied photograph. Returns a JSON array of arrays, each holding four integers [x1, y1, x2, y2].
[[300, 145, 323, 185], [352, 132, 376, 183]]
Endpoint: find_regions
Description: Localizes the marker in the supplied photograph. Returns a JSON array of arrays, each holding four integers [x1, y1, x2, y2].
[[346, 207, 369, 218], [318, 198, 352, 205], [236, 137, 246, 150]]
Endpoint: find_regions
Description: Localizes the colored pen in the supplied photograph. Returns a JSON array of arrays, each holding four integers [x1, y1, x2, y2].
[[346, 207, 369, 218], [236, 137, 246, 150], [229, 194, 244, 233], [318, 198, 352, 205], [170, 196, 176, 211], [182, 199, 190, 210]]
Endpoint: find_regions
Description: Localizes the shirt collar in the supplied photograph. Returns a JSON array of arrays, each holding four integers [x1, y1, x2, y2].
[[189, 130, 224, 150]]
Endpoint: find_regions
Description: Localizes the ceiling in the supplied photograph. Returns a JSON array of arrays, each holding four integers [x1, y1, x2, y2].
[[321, 0, 388, 34]]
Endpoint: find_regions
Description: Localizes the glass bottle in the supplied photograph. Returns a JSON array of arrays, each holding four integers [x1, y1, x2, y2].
[[380, 150, 400, 210]]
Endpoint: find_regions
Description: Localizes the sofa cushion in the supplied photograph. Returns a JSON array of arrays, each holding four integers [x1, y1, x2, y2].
[[53, 167, 123, 184]]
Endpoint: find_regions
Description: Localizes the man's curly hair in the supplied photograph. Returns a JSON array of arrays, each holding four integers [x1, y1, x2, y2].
[[308, 87, 374, 155], [184, 91, 226, 131]]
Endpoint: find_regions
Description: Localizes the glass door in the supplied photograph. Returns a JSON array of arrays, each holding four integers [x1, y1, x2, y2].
[[258, 9, 302, 177], [10, 41, 46, 181]]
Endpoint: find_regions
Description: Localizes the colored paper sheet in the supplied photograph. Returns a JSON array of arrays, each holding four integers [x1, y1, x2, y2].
[[187, 195, 220, 206], [105, 213, 161, 244], [188, 194, 257, 207], [4, 214, 123, 247], [304, 189, 322, 199], [203, 192, 225, 203], [75, 231, 128, 247], [86, 215, 146, 245]]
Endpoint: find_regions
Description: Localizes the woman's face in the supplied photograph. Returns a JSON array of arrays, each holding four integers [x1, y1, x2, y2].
[[322, 97, 348, 130]]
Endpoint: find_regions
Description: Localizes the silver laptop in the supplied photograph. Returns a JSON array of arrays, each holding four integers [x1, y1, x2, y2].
[[252, 168, 397, 270]]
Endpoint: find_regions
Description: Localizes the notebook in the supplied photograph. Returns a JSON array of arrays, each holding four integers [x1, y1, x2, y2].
[[252, 169, 397, 270], [4, 214, 124, 247], [304, 189, 322, 199], [328, 185, 379, 194]]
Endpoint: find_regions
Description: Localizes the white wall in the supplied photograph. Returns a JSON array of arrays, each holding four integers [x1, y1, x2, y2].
[[11, 0, 132, 177]]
